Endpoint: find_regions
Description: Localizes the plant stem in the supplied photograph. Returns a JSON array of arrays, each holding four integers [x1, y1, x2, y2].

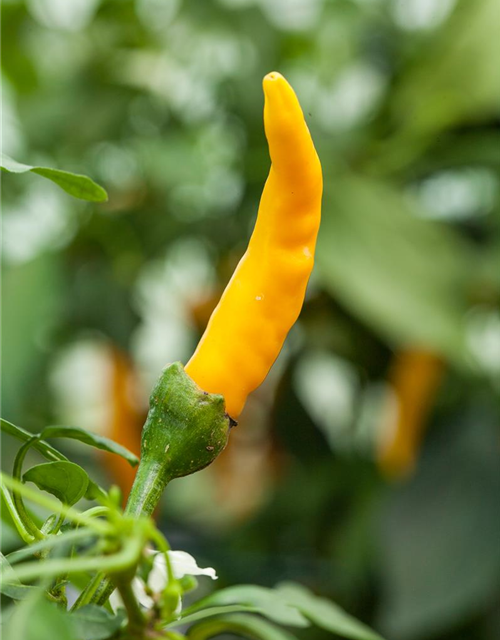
[[70, 571, 107, 611], [124, 459, 170, 519], [116, 578, 146, 637], [0, 484, 35, 544], [89, 456, 171, 606], [82, 363, 231, 608], [7, 528, 94, 565], [6, 529, 145, 584], [12, 438, 45, 540]]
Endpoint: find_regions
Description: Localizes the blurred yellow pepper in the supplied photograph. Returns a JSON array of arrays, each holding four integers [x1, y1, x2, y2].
[[378, 349, 444, 479], [186, 72, 323, 418]]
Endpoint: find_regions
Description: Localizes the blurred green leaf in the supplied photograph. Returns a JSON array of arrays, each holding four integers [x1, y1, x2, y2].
[[4, 593, 77, 640], [171, 605, 263, 628], [377, 413, 500, 639], [85, 479, 108, 502], [39, 425, 139, 467], [1, 154, 108, 202], [183, 585, 309, 628], [394, 0, 500, 136], [317, 174, 471, 359], [23, 461, 89, 507], [410, 131, 500, 177], [276, 583, 384, 640], [71, 605, 124, 640], [188, 614, 298, 640]]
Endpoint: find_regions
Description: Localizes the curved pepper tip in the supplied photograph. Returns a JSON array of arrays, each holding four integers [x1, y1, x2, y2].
[[262, 71, 288, 94], [262, 71, 303, 124], [264, 71, 284, 82]]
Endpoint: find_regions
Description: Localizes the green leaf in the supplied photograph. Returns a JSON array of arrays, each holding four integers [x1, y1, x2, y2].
[[1, 419, 65, 462], [170, 605, 262, 628], [1, 420, 109, 501], [85, 479, 108, 502], [392, 0, 500, 140], [1, 153, 108, 202], [0, 553, 39, 600], [188, 614, 298, 640], [40, 425, 139, 467], [4, 593, 77, 640], [23, 461, 89, 506], [183, 585, 309, 628], [71, 605, 124, 640], [276, 583, 384, 640], [317, 174, 471, 360]]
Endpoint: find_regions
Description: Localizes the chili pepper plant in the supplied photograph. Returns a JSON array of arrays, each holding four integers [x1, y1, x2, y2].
[[0, 75, 383, 640]]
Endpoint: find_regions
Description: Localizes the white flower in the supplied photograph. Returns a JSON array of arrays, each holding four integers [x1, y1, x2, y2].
[[110, 549, 217, 612], [149, 550, 217, 590]]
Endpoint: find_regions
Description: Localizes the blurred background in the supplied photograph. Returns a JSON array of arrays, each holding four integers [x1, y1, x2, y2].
[[2, 0, 500, 638]]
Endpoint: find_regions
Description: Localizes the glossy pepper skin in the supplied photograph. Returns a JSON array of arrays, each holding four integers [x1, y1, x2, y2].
[[186, 72, 322, 418]]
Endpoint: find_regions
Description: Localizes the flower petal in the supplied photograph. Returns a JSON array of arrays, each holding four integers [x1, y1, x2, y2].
[[147, 549, 217, 592], [168, 550, 218, 580], [109, 577, 154, 611]]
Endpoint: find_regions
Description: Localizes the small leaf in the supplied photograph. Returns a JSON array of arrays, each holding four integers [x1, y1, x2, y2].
[[85, 479, 108, 502], [1, 420, 109, 502], [188, 614, 298, 640], [276, 583, 384, 640], [5, 593, 77, 640], [23, 461, 89, 506], [40, 425, 139, 467], [1, 153, 108, 202], [183, 585, 309, 628], [71, 605, 124, 640], [0, 581, 38, 601], [0, 419, 65, 462]]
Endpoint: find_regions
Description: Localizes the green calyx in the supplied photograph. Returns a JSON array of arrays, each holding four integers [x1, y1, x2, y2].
[[125, 362, 232, 518], [89, 362, 232, 606]]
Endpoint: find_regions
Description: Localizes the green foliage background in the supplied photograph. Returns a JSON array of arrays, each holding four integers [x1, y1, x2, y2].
[[2, 1, 500, 639]]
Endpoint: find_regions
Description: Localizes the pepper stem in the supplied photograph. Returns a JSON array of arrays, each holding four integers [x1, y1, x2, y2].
[[86, 363, 232, 607], [125, 459, 170, 519]]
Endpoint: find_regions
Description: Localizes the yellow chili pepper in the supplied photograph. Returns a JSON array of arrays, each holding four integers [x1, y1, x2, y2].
[[378, 348, 444, 479], [185, 72, 322, 419]]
